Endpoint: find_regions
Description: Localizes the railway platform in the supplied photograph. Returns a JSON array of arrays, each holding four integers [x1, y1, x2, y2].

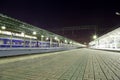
[[0, 48, 120, 80]]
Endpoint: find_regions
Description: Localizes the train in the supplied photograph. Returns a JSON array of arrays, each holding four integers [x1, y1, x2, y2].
[[0, 36, 75, 57], [0, 29, 79, 57], [0, 37, 60, 48]]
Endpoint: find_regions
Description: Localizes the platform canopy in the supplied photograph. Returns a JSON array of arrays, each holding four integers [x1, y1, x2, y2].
[[0, 13, 81, 45], [89, 27, 120, 49]]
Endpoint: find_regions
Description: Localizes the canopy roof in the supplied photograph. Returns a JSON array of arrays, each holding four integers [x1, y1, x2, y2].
[[0, 13, 82, 45]]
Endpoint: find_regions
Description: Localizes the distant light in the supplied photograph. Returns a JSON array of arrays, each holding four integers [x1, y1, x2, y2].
[[54, 36, 59, 41], [0, 30, 37, 39], [21, 32, 25, 35], [46, 37, 49, 40], [0, 31, 12, 35], [41, 35, 44, 38], [115, 12, 120, 15], [93, 35, 97, 39], [65, 40, 67, 43], [70, 41, 72, 44], [33, 31, 36, 35], [1, 26, 6, 30], [25, 35, 37, 39], [54, 37, 58, 40]]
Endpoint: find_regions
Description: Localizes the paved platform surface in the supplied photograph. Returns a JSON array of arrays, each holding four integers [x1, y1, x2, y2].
[[0, 48, 120, 80]]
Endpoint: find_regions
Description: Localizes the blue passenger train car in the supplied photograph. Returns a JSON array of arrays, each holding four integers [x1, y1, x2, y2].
[[0, 37, 60, 48]]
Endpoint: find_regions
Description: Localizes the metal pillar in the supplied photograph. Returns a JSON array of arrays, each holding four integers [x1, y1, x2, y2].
[[30, 38, 32, 48], [41, 37, 43, 41], [10, 33, 13, 48], [24, 34, 25, 47], [50, 37, 52, 47], [113, 37, 117, 49]]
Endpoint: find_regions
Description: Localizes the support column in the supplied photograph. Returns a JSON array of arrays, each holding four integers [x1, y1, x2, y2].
[[41, 37, 43, 41], [30, 38, 32, 48], [114, 36, 117, 49], [10, 33, 13, 48], [50, 37, 52, 47], [58, 40, 60, 47], [24, 34, 25, 47]]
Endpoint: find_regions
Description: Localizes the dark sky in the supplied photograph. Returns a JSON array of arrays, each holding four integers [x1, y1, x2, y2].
[[0, 0, 120, 44]]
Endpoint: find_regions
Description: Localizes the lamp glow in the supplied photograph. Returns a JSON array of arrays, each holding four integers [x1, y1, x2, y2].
[[21, 32, 25, 35], [54, 37, 58, 40], [33, 31, 36, 35], [70, 41, 72, 44], [1, 26, 6, 30], [116, 12, 120, 15], [41, 35, 44, 38], [46, 37, 49, 40], [54, 36, 59, 41], [65, 40, 67, 43], [93, 35, 97, 39]]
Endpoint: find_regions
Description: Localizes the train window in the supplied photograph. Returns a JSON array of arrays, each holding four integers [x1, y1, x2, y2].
[[12, 42, 16, 45], [7, 41, 10, 44], [0, 40, 4, 45], [17, 42, 20, 45], [21, 42, 24, 45]]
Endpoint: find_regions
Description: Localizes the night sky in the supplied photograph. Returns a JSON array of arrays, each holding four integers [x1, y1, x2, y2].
[[0, 0, 120, 44]]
